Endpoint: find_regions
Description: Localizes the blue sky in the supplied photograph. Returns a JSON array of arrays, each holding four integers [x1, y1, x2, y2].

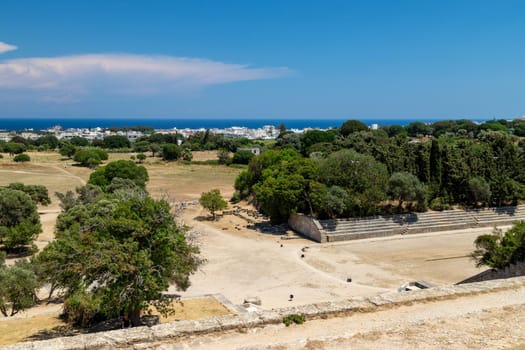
[[0, 0, 524, 119]]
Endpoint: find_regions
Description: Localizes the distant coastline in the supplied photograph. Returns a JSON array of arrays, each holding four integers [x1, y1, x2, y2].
[[0, 117, 491, 131]]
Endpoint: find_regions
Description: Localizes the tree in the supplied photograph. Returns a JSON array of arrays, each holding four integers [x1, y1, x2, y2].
[[217, 149, 230, 164], [472, 222, 525, 269], [35, 135, 59, 149], [162, 143, 181, 161], [136, 153, 147, 163], [0, 187, 41, 252], [5, 183, 51, 206], [387, 172, 428, 211], [35, 191, 202, 327], [406, 121, 432, 137], [319, 149, 388, 215], [468, 177, 491, 206], [13, 154, 30, 162], [149, 143, 161, 157], [0, 259, 38, 316], [4, 142, 26, 156], [69, 136, 89, 147], [340, 120, 368, 137], [103, 135, 131, 149], [73, 148, 108, 168], [254, 173, 306, 223], [59, 143, 77, 159], [199, 189, 227, 220], [88, 160, 148, 191], [232, 150, 255, 165]]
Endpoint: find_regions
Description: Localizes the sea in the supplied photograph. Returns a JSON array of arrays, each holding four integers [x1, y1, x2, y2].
[[0, 117, 490, 131]]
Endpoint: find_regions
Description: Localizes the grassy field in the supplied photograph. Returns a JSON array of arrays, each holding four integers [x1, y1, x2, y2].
[[0, 297, 232, 346]]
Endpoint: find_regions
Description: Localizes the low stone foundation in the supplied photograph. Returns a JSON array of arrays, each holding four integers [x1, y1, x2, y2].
[[3, 276, 525, 350]]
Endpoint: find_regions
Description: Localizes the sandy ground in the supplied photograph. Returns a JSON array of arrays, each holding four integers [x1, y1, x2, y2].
[[175, 205, 495, 309]]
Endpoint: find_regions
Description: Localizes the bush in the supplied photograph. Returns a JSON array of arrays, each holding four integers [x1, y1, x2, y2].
[[230, 191, 241, 203], [429, 197, 451, 211], [283, 313, 306, 327], [73, 148, 108, 168], [13, 154, 30, 162], [232, 150, 255, 165], [62, 291, 102, 327]]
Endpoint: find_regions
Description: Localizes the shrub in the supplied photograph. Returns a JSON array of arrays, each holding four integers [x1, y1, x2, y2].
[[62, 291, 102, 327], [283, 313, 306, 327], [429, 197, 451, 211], [13, 154, 30, 162]]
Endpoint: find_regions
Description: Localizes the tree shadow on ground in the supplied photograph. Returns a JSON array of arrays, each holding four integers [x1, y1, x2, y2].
[[25, 325, 79, 341], [3, 246, 37, 259]]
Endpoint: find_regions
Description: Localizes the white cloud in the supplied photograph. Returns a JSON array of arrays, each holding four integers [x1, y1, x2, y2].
[[0, 53, 290, 101], [0, 41, 17, 54]]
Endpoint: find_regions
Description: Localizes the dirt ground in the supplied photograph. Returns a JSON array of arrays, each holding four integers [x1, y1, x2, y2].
[[0, 152, 516, 348]]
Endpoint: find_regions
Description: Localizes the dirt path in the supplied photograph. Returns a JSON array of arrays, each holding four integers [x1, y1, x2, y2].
[[155, 285, 525, 349]]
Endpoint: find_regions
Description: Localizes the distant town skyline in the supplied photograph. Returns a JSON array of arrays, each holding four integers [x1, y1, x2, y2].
[[1, 0, 524, 120]]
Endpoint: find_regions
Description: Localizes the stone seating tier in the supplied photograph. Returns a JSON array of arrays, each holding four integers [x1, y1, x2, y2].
[[317, 205, 525, 243]]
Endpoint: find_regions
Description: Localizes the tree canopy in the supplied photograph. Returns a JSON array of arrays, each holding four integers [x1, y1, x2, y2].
[[0, 187, 41, 252], [199, 189, 228, 220], [472, 222, 525, 269], [88, 160, 148, 191], [35, 188, 202, 327]]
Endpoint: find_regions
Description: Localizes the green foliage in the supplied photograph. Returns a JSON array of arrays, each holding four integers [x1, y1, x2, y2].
[[35, 135, 59, 149], [199, 189, 228, 220], [73, 148, 108, 168], [69, 136, 89, 147], [387, 172, 427, 211], [4, 142, 26, 155], [406, 121, 432, 137], [319, 149, 388, 215], [5, 183, 51, 206], [468, 177, 491, 206], [232, 150, 255, 164], [35, 191, 203, 327], [217, 149, 230, 164], [13, 153, 30, 162], [181, 148, 193, 161], [340, 119, 368, 137], [88, 160, 148, 191], [0, 259, 38, 317], [0, 187, 41, 252], [472, 222, 525, 269], [59, 143, 76, 158], [103, 135, 131, 149], [136, 153, 147, 163], [162, 143, 181, 161], [283, 313, 306, 327]]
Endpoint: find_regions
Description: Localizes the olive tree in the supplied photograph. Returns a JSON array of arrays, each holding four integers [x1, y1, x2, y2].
[[199, 189, 227, 220]]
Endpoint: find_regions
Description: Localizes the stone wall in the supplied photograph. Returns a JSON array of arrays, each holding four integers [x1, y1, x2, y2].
[[4, 276, 525, 350], [457, 261, 525, 284], [288, 213, 326, 242]]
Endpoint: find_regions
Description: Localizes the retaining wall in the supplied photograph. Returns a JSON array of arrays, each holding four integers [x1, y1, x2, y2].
[[3, 276, 525, 350], [288, 213, 326, 243], [457, 261, 525, 284]]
